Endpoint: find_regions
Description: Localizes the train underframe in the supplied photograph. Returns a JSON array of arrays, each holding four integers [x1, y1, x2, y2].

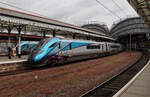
[[45, 51, 120, 66]]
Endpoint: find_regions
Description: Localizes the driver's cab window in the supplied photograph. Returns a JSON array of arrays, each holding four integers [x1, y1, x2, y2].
[[49, 42, 56, 48]]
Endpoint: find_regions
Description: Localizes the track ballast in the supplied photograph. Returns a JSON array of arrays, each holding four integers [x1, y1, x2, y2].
[[80, 50, 149, 97]]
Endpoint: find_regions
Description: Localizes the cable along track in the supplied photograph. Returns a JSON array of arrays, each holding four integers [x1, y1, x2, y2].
[[80, 50, 149, 97]]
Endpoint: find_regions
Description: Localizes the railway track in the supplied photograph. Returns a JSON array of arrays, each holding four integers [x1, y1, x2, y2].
[[0, 52, 119, 76], [80, 50, 149, 97], [0, 62, 32, 76]]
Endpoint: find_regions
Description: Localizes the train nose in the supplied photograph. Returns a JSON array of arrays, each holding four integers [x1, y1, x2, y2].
[[34, 56, 40, 62]]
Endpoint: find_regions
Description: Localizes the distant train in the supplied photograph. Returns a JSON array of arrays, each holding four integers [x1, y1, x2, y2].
[[21, 41, 38, 55], [28, 38, 122, 66]]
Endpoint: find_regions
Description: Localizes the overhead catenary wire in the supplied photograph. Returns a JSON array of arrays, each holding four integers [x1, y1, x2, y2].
[[95, 0, 122, 20], [111, 0, 128, 16], [0, 1, 48, 18]]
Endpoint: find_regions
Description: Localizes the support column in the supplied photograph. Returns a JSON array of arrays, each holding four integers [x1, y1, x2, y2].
[[43, 31, 46, 38], [96, 38, 99, 42], [7, 25, 12, 59], [72, 34, 76, 39], [135, 38, 136, 51], [15, 35, 17, 51], [17, 25, 24, 58], [127, 39, 129, 51], [130, 33, 132, 51], [86, 36, 90, 40], [52, 30, 56, 37]]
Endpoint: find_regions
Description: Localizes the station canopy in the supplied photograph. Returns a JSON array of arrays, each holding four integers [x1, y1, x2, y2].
[[128, 0, 150, 28], [0, 7, 114, 41]]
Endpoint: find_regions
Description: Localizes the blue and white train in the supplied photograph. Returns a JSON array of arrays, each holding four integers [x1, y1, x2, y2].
[[28, 38, 122, 66], [20, 41, 38, 55]]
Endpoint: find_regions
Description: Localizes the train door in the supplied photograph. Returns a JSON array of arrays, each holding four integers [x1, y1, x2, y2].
[[68, 43, 73, 56], [58, 42, 62, 56], [60, 41, 72, 56], [58, 41, 68, 55], [101, 44, 104, 53], [105, 42, 108, 53], [107, 43, 110, 53], [98, 44, 101, 54]]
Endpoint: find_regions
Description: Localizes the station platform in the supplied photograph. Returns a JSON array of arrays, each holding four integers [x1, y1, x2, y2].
[[0, 55, 27, 65], [113, 60, 150, 97]]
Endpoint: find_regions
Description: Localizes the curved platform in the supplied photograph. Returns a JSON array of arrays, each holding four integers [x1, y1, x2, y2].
[[113, 60, 150, 97]]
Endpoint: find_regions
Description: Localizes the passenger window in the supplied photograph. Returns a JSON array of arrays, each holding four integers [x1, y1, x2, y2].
[[95, 46, 97, 49], [87, 45, 101, 49], [87, 45, 91, 49], [92, 46, 94, 49], [87, 46, 89, 49], [49, 43, 56, 48], [27, 44, 29, 49]]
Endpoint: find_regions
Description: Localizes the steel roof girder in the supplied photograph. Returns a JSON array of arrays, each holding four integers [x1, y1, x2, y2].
[[0, 14, 114, 40]]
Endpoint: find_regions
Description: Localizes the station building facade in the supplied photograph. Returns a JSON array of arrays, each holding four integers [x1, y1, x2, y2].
[[81, 23, 109, 35], [110, 17, 150, 49]]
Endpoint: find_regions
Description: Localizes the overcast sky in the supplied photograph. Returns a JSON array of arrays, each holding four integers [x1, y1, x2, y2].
[[0, 0, 138, 28]]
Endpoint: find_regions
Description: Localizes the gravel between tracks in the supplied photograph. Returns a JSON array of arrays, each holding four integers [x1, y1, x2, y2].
[[0, 52, 141, 97]]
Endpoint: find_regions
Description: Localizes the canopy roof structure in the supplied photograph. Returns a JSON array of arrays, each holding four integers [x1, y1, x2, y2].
[[128, 0, 150, 28], [0, 7, 115, 41], [110, 17, 150, 38]]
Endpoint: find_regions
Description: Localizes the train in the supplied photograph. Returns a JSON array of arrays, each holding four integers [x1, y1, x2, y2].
[[28, 38, 122, 66], [21, 41, 38, 55]]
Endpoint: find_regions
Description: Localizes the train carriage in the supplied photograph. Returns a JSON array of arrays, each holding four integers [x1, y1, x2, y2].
[[28, 38, 122, 66]]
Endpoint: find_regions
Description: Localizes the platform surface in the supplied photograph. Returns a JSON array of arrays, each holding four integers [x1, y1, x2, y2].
[[119, 62, 150, 97], [0, 55, 27, 64]]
